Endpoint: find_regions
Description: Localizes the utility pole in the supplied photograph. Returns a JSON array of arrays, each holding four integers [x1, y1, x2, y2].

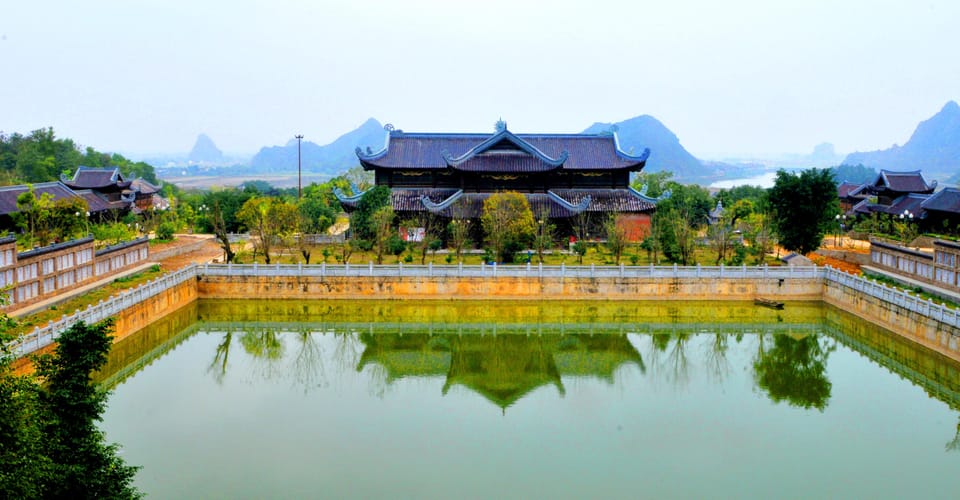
[[295, 134, 304, 200]]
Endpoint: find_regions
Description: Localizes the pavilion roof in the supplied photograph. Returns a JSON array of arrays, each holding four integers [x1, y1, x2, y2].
[[921, 188, 960, 214], [356, 126, 649, 172], [0, 181, 84, 216], [837, 181, 867, 199], [868, 170, 937, 194], [62, 166, 131, 190]]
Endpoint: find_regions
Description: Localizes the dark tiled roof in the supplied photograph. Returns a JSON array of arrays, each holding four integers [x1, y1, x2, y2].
[[73, 189, 128, 213], [130, 178, 161, 194], [388, 188, 655, 218], [358, 131, 648, 172], [64, 166, 131, 189], [450, 153, 559, 173], [885, 194, 928, 219], [872, 170, 937, 193], [838, 181, 867, 198], [921, 188, 960, 214], [0, 181, 83, 216]]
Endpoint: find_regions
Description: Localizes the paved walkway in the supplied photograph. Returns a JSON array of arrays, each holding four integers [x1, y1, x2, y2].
[[861, 265, 960, 304], [8, 262, 157, 319]]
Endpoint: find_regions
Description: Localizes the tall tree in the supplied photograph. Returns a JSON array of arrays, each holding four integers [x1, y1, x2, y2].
[[370, 205, 396, 265], [768, 168, 839, 254], [604, 214, 628, 265], [481, 192, 535, 263], [237, 197, 299, 264]]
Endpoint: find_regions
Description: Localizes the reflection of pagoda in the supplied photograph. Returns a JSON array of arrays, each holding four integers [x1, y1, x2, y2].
[[357, 333, 644, 410]]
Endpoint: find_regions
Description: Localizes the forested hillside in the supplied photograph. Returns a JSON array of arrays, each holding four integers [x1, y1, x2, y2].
[[0, 128, 157, 185]]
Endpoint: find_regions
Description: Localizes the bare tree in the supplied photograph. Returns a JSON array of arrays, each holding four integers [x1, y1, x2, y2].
[[210, 201, 236, 263]]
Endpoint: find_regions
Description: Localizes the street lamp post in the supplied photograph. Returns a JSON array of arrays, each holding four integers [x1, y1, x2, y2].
[[834, 214, 847, 247], [295, 134, 304, 200]]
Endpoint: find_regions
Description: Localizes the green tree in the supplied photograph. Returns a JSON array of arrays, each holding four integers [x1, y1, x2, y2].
[[351, 185, 391, 240], [237, 197, 299, 264], [1, 318, 140, 497], [370, 205, 396, 265], [768, 168, 839, 254], [481, 192, 535, 263]]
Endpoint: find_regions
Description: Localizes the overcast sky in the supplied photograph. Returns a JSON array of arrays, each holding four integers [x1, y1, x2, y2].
[[2, 0, 958, 159]]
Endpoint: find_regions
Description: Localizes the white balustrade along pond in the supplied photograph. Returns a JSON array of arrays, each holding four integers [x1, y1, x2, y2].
[[97, 300, 960, 498]]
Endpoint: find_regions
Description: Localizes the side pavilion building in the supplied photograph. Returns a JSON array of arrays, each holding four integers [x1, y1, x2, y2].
[[336, 122, 664, 240]]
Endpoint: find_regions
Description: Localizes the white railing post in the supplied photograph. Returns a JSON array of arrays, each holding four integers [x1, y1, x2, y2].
[[696, 263, 701, 278], [590, 263, 595, 277], [428, 262, 433, 276], [538, 262, 543, 277], [458, 261, 463, 276], [620, 263, 624, 278], [561, 262, 565, 277], [399, 261, 403, 276]]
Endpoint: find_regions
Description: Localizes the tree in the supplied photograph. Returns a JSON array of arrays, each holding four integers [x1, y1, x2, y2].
[[237, 197, 299, 264], [447, 200, 472, 262], [768, 168, 839, 254], [350, 186, 391, 240], [533, 215, 555, 264], [210, 200, 236, 263], [370, 205, 396, 265], [604, 214, 628, 264], [0, 318, 141, 498], [481, 192, 535, 263], [653, 182, 712, 265]]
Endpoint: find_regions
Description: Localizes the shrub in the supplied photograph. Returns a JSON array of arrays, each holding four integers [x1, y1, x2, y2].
[[156, 222, 176, 241]]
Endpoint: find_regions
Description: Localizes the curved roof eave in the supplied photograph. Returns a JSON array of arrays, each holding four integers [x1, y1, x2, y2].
[[333, 186, 369, 205], [612, 132, 651, 162], [420, 190, 464, 213], [355, 130, 393, 162], [546, 190, 592, 214]]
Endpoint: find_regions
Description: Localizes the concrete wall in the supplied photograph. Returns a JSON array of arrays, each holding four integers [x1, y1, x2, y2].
[[109, 277, 198, 344], [823, 278, 960, 362], [196, 274, 824, 301]]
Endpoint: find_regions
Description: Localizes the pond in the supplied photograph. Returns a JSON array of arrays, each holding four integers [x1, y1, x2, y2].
[[99, 300, 960, 498]]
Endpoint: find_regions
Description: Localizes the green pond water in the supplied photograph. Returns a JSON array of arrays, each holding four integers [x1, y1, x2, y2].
[[98, 300, 960, 498]]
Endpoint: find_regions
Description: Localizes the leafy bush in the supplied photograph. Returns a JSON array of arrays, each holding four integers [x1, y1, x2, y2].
[[156, 222, 176, 241]]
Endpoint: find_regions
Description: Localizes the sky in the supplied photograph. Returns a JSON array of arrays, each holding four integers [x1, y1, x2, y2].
[[2, 0, 959, 159]]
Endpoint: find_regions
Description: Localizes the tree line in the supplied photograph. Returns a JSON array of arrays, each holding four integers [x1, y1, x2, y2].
[[1, 127, 158, 185]]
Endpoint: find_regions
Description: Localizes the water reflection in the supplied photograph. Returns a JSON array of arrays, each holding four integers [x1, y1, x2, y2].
[[753, 334, 836, 411], [98, 300, 960, 437]]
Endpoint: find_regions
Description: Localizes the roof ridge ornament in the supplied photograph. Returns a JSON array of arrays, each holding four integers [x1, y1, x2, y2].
[[495, 119, 507, 132]]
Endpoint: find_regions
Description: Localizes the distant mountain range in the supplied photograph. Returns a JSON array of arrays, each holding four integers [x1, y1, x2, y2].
[[844, 101, 960, 182], [161, 100, 960, 186], [248, 118, 386, 176]]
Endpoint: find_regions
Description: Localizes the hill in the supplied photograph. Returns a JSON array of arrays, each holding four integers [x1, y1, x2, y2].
[[188, 133, 224, 164], [843, 101, 960, 181], [582, 115, 704, 181], [248, 118, 386, 176]]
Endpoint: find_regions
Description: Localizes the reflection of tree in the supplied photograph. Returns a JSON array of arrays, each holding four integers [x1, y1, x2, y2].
[[666, 333, 691, 388], [240, 329, 285, 379], [946, 418, 960, 452], [703, 333, 731, 383], [291, 331, 325, 392], [753, 334, 834, 411], [207, 332, 233, 385]]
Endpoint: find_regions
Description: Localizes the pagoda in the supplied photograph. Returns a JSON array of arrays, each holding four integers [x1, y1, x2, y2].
[[336, 121, 664, 237]]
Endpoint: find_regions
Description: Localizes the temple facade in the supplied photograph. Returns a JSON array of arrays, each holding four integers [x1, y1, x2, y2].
[[336, 122, 663, 239]]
